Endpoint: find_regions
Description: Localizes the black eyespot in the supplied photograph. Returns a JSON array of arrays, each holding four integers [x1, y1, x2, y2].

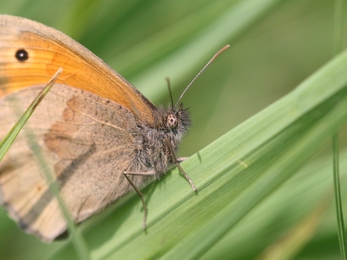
[[15, 49, 29, 62], [167, 114, 178, 129]]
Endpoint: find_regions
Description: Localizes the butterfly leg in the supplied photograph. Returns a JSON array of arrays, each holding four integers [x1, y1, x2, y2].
[[123, 170, 156, 229], [164, 138, 196, 191]]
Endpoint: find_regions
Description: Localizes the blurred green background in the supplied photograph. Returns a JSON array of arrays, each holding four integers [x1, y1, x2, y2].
[[1, 0, 347, 259]]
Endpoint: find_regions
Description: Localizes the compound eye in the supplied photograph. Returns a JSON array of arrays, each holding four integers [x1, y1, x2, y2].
[[166, 114, 178, 129]]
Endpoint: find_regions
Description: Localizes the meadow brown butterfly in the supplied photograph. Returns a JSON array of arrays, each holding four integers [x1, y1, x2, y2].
[[0, 15, 228, 243]]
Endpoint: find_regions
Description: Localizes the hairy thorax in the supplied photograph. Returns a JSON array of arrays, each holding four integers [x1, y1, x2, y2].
[[131, 105, 190, 180]]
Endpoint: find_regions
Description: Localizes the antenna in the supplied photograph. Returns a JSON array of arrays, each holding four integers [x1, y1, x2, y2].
[[175, 45, 230, 108], [165, 77, 174, 110]]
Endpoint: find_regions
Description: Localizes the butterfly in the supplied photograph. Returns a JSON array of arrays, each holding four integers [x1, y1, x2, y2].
[[0, 14, 228, 243]]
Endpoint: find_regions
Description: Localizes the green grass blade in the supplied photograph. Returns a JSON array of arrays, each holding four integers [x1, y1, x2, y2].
[[333, 135, 347, 259], [164, 80, 347, 260], [0, 69, 61, 160], [333, 0, 347, 258]]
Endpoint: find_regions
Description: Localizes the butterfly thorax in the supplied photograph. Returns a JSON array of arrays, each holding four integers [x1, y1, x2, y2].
[[132, 104, 190, 178]]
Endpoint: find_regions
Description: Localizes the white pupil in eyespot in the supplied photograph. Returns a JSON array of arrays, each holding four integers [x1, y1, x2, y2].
[[167, 114, 177, 128]]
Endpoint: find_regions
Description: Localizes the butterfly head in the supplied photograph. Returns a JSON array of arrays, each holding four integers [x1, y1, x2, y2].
[[164, 103, 190, 137]]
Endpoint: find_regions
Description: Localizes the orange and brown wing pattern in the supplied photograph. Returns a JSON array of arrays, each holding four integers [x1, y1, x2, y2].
[[0, 15, 156, 125]]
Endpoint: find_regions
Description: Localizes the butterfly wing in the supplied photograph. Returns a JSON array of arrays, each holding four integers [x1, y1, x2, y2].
[[0, 84, 147, 242], [0, 15, 156, 126]]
